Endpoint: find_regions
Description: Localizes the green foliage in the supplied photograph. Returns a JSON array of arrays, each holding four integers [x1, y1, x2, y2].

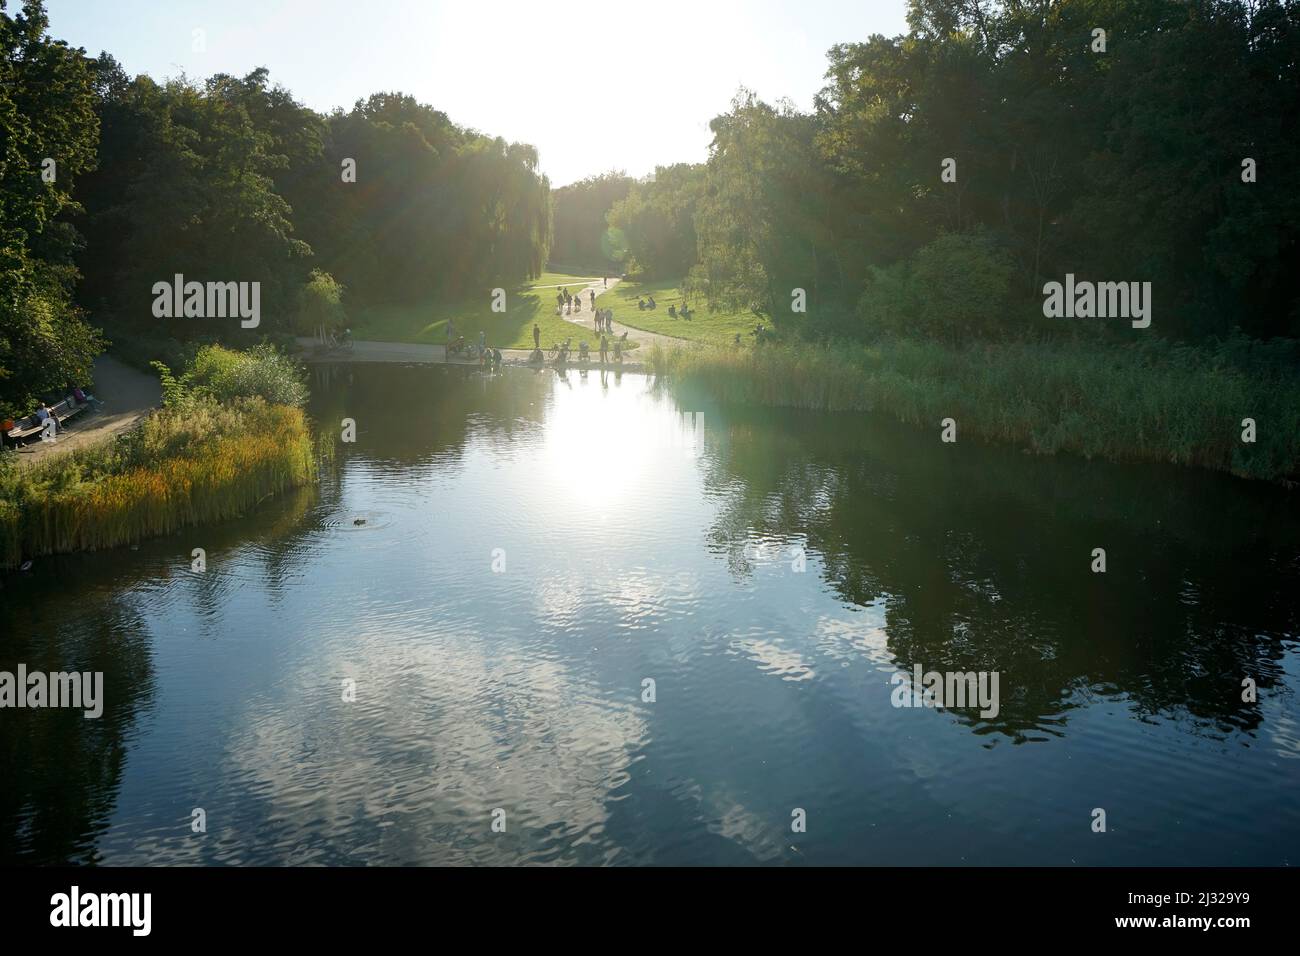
[[295, 269, 347, 338], [153, 344, 307, 409], [690, 92, 832, 315], [682, 0, 1300, 341], [293, 93, 551, 306], [149, 359, 184, 407], [71, 68, 551, 342], [74, 64, 314, 332], [550, 172, 632, 270], [0, 277, 104, 419], [858, 232, 1017, 342], [607, 164, 704, 279], [0, 1, 102, 417]]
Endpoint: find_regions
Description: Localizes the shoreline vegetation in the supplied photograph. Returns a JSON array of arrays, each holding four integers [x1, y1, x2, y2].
[[0, 347, 327, 570], [648, 337, 1300, 484]]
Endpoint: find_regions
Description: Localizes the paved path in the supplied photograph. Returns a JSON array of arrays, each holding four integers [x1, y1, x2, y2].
[[10, 355, 162, 465], [550, 277, 688, 352]]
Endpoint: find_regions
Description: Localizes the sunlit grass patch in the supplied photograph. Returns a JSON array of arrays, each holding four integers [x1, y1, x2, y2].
[[352, 276, 641, 351], [601, 278, 765, 348]]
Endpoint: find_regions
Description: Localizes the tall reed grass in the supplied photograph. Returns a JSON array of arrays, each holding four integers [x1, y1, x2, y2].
[[648, 336, 1300, 482], [0, 397, 321, 568]]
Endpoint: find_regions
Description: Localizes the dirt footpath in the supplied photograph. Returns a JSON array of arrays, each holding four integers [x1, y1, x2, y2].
[[11, 355, 162, 465]]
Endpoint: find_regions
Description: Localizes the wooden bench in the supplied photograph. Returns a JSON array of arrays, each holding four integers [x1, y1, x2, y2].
[[5, 396, 88, 442]]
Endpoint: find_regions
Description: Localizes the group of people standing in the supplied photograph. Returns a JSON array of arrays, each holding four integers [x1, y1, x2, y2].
[[554, 282, 617, 337], [556, 286, 596, 316]]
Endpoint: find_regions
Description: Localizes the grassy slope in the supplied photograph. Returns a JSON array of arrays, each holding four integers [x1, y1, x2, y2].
[[599, 277, 767, 348], [351, 272, 640, 351]]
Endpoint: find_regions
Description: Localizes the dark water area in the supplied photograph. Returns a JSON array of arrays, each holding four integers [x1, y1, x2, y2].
[[2, 362, 1298, 865]]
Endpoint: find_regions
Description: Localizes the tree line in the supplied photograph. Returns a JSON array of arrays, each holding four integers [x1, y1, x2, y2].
[[1, 0, 551, 417], [599, 0, 1299, 344]]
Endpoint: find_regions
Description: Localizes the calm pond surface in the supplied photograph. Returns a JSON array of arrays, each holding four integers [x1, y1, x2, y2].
[[3, 362, 1299, 865]]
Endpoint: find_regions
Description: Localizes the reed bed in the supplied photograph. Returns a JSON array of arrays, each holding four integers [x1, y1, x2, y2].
[[648, 336, 1300, 482], [0, 397, 320, 568]]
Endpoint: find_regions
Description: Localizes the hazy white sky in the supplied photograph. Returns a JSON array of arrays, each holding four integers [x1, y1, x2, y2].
[[45, 0, 909, 186]]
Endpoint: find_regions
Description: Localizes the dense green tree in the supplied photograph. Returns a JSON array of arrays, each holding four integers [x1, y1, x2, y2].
[[294, 269, 346, 341], [550, 171, 632, 269], [690, 0, 1300, 342], [74, 77, 551, 338], [858, 230, 1017, 341], [0, 0, 101, 418], [292, 93, 550, 304], [607, 163, 703, 279], [691, 92, 839, 315]]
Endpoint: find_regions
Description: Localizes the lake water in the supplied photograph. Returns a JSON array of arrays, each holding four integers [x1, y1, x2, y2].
[[3, 362, 1299, 865]]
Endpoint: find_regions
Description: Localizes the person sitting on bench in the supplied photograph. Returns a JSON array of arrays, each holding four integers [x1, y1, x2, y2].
[[34, 403, 58, 435]]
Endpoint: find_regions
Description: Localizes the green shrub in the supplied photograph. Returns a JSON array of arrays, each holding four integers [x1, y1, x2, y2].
[[155, 344, 307, 408], [0, 282, 104, 421], [858, 231, 1017, 342], [295, 269, 347, 340]]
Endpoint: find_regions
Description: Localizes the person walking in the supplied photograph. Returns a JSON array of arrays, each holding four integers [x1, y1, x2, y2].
[[599, 334, 608, 365], [533, 323, 541, 349]]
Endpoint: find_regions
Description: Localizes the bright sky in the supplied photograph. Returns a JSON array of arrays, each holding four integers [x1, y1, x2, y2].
[[44, 0, 909, 187]]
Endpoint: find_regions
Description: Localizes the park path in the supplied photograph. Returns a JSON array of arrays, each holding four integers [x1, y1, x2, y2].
[[547, 276, 690, 352], [12, 355, 162, 465], [298, 275, 691, 368]]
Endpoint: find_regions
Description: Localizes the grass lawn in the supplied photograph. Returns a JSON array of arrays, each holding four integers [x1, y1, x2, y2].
[[598, 278, 768, 348], [530, 270, 606, 288], [350, 271, 639, 351]]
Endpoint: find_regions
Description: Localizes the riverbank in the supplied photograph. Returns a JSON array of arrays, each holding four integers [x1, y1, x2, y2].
[[648, 336, 1300, 483], [294, 337, 654, 372]]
